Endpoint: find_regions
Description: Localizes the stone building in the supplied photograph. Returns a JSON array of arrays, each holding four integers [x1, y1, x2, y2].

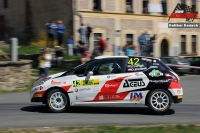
[[73, 0, 200, 57], [0, 0, 73, 44]]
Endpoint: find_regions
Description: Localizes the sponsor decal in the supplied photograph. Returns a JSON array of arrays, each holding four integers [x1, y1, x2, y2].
[[149, 69, 163, 77], [135, 72, 143, 76], [128, 58, 140, 66], [123, 79, 145, 88], [104, 84, 118, 89], [73, 79, 100, 87], [177, 90, 182, 94], [76, 96, 85, 100], [107, 75, 116, 79], [51, 80, 66, 84], [79, 88, 91, 92], [99, 95, 104, 100], [150, 80, 169, 83], [130, 92, 143, 101], [75, 88, 78, 92], [142, 58, 152, 62], [168, 3, 198, 22]]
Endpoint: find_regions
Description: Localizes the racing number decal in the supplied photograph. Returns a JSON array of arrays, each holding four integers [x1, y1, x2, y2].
[[73, 80, 81, 87], [128, 58, 140, 66]]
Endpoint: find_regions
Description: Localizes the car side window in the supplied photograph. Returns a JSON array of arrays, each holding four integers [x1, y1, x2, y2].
[[74, 65, 87, 76], [126, 57, 151, 72], [85, 58, 125, 75]]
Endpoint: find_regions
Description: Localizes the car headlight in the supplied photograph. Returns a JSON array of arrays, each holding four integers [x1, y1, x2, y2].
[[33, 77, 51, 87]]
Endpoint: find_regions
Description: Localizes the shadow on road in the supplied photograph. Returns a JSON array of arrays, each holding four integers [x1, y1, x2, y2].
[[21, 105, 175, 116]]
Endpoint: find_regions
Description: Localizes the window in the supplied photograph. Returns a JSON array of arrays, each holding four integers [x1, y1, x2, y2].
[[126, 0, 133, 13], [192, 35, 196, 53], [4, 0, 8, 8], [181, 35, 186, 54], [86, 59, 125, 75], [143, 0, 149, 14], [181, 0, 186, 4], [126, 34, 133, 45], [74, 65, 87, 76], [94, 33, 102, 47], [161, 0, 167, 15], [126, 57, 151, 72], [93, 0, 101, 10], [192, 0, 196, 12]]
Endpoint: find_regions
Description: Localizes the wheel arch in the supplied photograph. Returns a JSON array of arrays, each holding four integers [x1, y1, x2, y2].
[[42, 86, 70, 104], [145, 87, 173, 106]]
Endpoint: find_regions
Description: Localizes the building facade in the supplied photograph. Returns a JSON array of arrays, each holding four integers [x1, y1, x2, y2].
[[0, 0, 73, 44], [73, 0, 200, 57]]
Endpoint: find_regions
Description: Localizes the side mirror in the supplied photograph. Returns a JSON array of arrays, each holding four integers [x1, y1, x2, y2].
[[87, 71, 93, 77]]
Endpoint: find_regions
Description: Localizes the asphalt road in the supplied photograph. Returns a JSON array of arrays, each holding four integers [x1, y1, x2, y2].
[[0, 75, 200, 128]]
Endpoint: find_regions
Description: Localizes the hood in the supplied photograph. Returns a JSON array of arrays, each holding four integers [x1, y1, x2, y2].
[[49, 71, 65, 79]]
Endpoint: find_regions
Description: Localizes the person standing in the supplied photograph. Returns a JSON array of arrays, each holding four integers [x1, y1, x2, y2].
[[56, 20, 66, 46], [78, 23, 87, 44], [43, 48, 52, 77], [98, 37, 107, 55], [86, 24, 92, 46], [138, 31, 147, 56], [45, 20, 57, 47], [90, 44, 101, 59], [38, 48, 46, 79], [53, 46, 64, 68]]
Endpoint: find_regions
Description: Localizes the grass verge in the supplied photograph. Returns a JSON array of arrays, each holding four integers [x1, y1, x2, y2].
[[0, 125, 200, 133]]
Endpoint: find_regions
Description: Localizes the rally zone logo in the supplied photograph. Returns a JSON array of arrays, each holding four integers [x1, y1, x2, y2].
[[123, 79, 145, 88]]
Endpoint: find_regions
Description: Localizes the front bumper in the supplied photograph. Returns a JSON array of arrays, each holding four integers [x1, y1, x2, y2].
[[173, 95, 183, 103], [31, 97, 43, 102]]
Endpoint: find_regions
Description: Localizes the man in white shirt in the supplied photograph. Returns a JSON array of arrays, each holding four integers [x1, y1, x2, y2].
[[44, 48, 52, 77]]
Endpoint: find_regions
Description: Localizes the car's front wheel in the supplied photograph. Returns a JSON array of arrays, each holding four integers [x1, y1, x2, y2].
[[147, 89, 172, 114], [46, 89, 68, 113]]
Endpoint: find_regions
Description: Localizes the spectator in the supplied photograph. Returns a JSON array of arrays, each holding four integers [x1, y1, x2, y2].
[[138, 31, 147, 56], [53, 46, 64, 68], [90, 44, 101, 59], [122, 43, 129, 56], [117, 46, 124, 56], [67, 35, 78, 56], [56, 20, 66, 46], [45, 20, 57, 47], [43, 48, 52, 77], [86, 24, 92, 46], [78, 23, 87, 44], [127, 45, 134, 56], [38, 48, 46, 79], [98, 37, 107, 55], [81, 46, 91, 64], [133, 45, 139, 56], [76, 40, 86, 55]]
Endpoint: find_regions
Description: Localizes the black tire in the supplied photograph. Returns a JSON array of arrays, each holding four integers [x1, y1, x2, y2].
[[147, 89, 172, 114], [46, 89, 68, 113]]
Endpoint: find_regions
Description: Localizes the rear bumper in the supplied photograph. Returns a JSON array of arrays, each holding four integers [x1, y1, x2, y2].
[[173, 96, 183, 103]]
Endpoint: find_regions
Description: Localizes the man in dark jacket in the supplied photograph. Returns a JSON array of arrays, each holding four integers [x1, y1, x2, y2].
[[86, 24, 92, 46], [53, 46, 64, 68]]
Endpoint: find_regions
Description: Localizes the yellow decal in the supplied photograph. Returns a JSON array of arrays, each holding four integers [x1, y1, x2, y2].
[[128, 58, 140, 66], [73, 79, 100, 87], [33, 94, 42, 98]]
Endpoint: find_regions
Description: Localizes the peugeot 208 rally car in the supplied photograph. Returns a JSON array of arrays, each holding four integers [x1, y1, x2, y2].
[[30, 56, 183, 114]]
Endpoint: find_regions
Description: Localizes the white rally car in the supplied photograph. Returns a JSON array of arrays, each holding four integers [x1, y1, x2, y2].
[[30, 56, 183, 114]]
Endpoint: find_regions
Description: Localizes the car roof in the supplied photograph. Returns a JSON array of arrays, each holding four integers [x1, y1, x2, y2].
[[95, 55, 160, 60]]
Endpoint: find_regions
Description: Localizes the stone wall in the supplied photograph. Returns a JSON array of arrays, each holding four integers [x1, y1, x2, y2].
[[0, 60, 32, 91]]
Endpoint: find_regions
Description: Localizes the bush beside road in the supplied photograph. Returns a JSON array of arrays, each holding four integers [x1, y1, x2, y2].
[[0, 125, 199, 133]]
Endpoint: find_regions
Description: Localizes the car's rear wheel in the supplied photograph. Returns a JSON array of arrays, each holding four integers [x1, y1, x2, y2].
[[46, 89, 68, 113], [147, 89, 172, 114]]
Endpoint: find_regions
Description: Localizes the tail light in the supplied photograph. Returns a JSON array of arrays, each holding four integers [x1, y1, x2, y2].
[[165, 72, 179, 83]]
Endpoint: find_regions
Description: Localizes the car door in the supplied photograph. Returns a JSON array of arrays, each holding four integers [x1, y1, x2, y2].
[[118, 57, 151, 103], [71, 58, 129, 103]]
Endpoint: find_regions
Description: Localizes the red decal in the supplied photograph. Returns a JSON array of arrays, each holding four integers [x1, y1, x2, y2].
[[34, 91, 45, 96], [92, 75, 131, 101], [51, 80, 66, 84], [168, 82, 181, 89], [62, 85, 72, 92]]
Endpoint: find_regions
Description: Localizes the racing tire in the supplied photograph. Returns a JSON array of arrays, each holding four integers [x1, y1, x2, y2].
[[46, 89, 68, 113], [147, 89, 172, 114]]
